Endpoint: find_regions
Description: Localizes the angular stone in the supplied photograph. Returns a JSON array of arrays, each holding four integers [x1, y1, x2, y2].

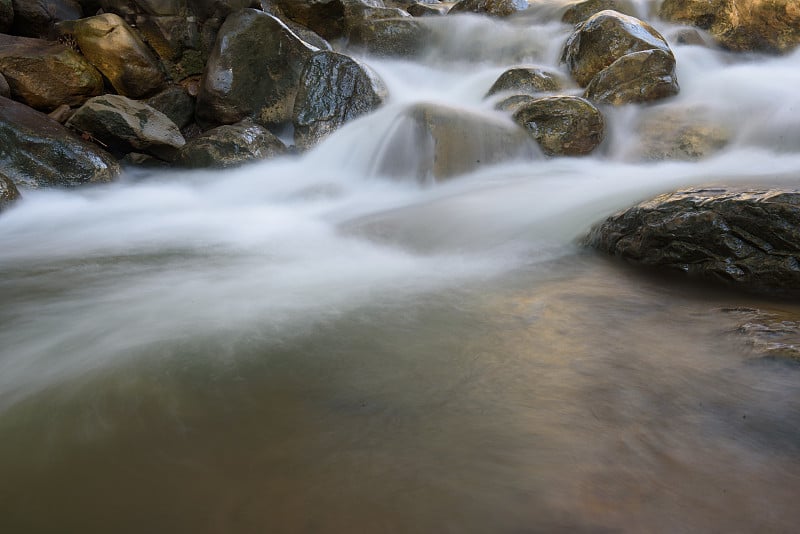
[[0, 34, 103, 111], [196, 9, 315, 127], [485, 66, 563, 99], [511, 95, 604, 156], [585, 187, 800, 297], [0, 173, 21, 212], [448, 0, 527, 17], [293, 51, 387, 150], [59, 13, 166, 98], [0, 95, 119, 188], [562, 10, 673, 87], [561, 0, 637, 24], [176, 120, 287, 168], [67, 94, 185, 159], [11, 0, 82, 38], [583, 49, 679, 105], [145, 85, 195, 129]]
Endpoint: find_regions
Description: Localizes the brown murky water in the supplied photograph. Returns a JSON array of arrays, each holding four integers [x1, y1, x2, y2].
[[2, 256, 798, 533]]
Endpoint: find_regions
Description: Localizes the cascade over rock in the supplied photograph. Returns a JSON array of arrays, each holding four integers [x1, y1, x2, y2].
[[0, 95, 119, 188], [293, 51, 388, 150], [0, 173, 21, 212], [626, 107, 730, 161], [586, 187, 800, 297]]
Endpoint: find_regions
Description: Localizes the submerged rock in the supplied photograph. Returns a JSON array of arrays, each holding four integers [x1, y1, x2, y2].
[[583, 49, 679, 105], [722, 307, 800, 363], [0, 95, 119, 188], [485, 66, 564, 98], [0, 173, 21, 212], [0, 34, 103, 110], [448, 0, 527, 17], [586, 187, 800, 297], [562, 10, 673, 87], [511, 95, 604, 156], [293, 51, 387, 150], [627, 107, 730, 161], [176, 120, 287, 168]]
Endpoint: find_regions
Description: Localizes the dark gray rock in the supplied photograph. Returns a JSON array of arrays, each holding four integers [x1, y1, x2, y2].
[[0, 173, 21, 212], [511, 95, 604, 156], [146, 85, 195, 129], [196, 9, 315, 127], [176, 120, 287, 167], [0, 0, 13, 33], [11, 0, 82, 38], [586, 187, 800, 297], [266, 0, 386, 41], [485, 66, 564, 99], [448, 0, 527, 17], [583, 49, 679, 105], [0, 95, 119, 188], [0, 73, 9, 98], [293, 51, 387, 150]]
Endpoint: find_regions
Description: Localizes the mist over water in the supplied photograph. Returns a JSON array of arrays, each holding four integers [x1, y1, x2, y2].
[[2, 6, 800, 533]]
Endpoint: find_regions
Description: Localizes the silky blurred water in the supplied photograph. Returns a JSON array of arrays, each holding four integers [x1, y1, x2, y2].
[[1, 5, 800, 533]]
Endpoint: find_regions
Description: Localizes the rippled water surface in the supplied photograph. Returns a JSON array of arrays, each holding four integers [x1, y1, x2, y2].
[[2, 4, 800, 533]]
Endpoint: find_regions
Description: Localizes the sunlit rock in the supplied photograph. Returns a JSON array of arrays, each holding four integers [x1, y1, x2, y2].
[[485, 66, 564, 99], [660, 0, 800, 54], [67, 94, 185, 160], [561, 0, 637, 24], [293, 51, 387, 150], [59, 14, 166, 98], [145, 85, 196, 130], [626, 107, 730, 161], [176, 120, 287, 168], [196, 9, 315, 127], [586, 187, 800, 297], [0, 173, 21, 212], [511, 95, 604, 156], [0, 95, 119, 188], [0, 0, 13, 33], [448, 0, 527, 17], [583, 49, 678, 105], [11, 0, 82, 37], [562, 10, 673, 87], [373, 103, 538, 182], [0, 34, 103, 111]]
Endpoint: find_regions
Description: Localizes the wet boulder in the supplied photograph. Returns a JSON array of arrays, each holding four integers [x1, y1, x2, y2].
[[485, 66, 564, 99], [562, 10, 673, 87], [374, 103, 538, 182], [448, 0, 527, 17], [583, 49, 678, 105], [132, 15, 205, 80], [293, 51, 387, 150], [58, 14, 166, 98], [346, 14, 431, 57], [0, 173, 21, 212], [511, 95, 604, 156], [67, 94, 185, 160], [1, 0, 13, 33], [0, 73, 9, 98], [0, 34, 103, 111], [145, 84, 195, 129], [266, 0, 386, 41], [0, 95, 119, 188], [259, 1, 333, 50], [585, 187, 800, 297], [561, 0, 637, 24], [11, 0, 82, 38], [176, 120, 287, 168], [626, 107, 730, 161], [196, 9, 315, 128], [659, 0, 800, 54]]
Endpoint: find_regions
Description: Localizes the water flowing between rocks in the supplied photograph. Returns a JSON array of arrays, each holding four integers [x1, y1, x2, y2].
[[2, 4, 800, 532]]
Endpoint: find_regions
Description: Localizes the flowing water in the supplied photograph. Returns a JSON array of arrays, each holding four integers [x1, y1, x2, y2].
[[2, 4, 800, 533]]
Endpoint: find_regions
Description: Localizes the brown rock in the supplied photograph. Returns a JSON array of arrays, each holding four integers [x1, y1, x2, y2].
[[511, 95, 604, 156], [448, 0, 527, 17], [627, 107, 730, 161], [583, 49, 679, 105], [0, 172, 21, 213], [177, 120, 287, 168], [485, 66, 564, 99], [561, 0, 637, 24]]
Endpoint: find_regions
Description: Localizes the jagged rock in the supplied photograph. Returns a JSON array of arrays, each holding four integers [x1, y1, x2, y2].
[[586, 187, 800, 297], [485, 66, 564, 99], [347, 16, 431, 57], [196, 9, 315, 127], [176, 120, 287, 167], [626, 107, 730, 161], [0, 173, 21, 212], [562, 10, 673, 87], [583, 49, 678, 105], [11, 0, 82, 38], [58, 13, 166, 98], [132, 15, 204, 80], [659, 0, 800, 54], [145, 85, 195, 129], [0, 34, 103, 111], [0, 73, 9, 98], [373, 103, 538, 182], [67, 94, 185, 160], [511, 95, 604, 156], [293, 51, 387, 150], [407, 2, 448, 16], [0, 0, 13, 33], [561, 0, 637, 24], [448, 0, 527, 17], [0, 95, 119, 188]]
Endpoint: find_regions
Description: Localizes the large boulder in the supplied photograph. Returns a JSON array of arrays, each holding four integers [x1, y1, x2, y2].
[[58, 13, 166, 98], [67, 94, 185, 159], [0, 34, 103, 111], [196, 9, 315, 127], [346, 14, 431, 57], [448, 0, 527, 17], [0, 95, 119, 188], [485, 66, 564, 99], [586, 187, 800, 297], [561, 0, 637, 24], [659, 0, 800, 54], [562, 10, 673, 87], [0, 173, 21, 212], [293, 51, 387, 150], [176, 120, 287, 167], [373, 103, 538, 182], [583, 49, 679, 105], [11, 0, 82, 38], [511, 95, 604, 156], [626, 107, 730, 161], [1, 0, 14, 33]]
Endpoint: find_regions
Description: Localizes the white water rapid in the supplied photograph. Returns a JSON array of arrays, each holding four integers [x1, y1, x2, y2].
[[1, 6, 800, 533]]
